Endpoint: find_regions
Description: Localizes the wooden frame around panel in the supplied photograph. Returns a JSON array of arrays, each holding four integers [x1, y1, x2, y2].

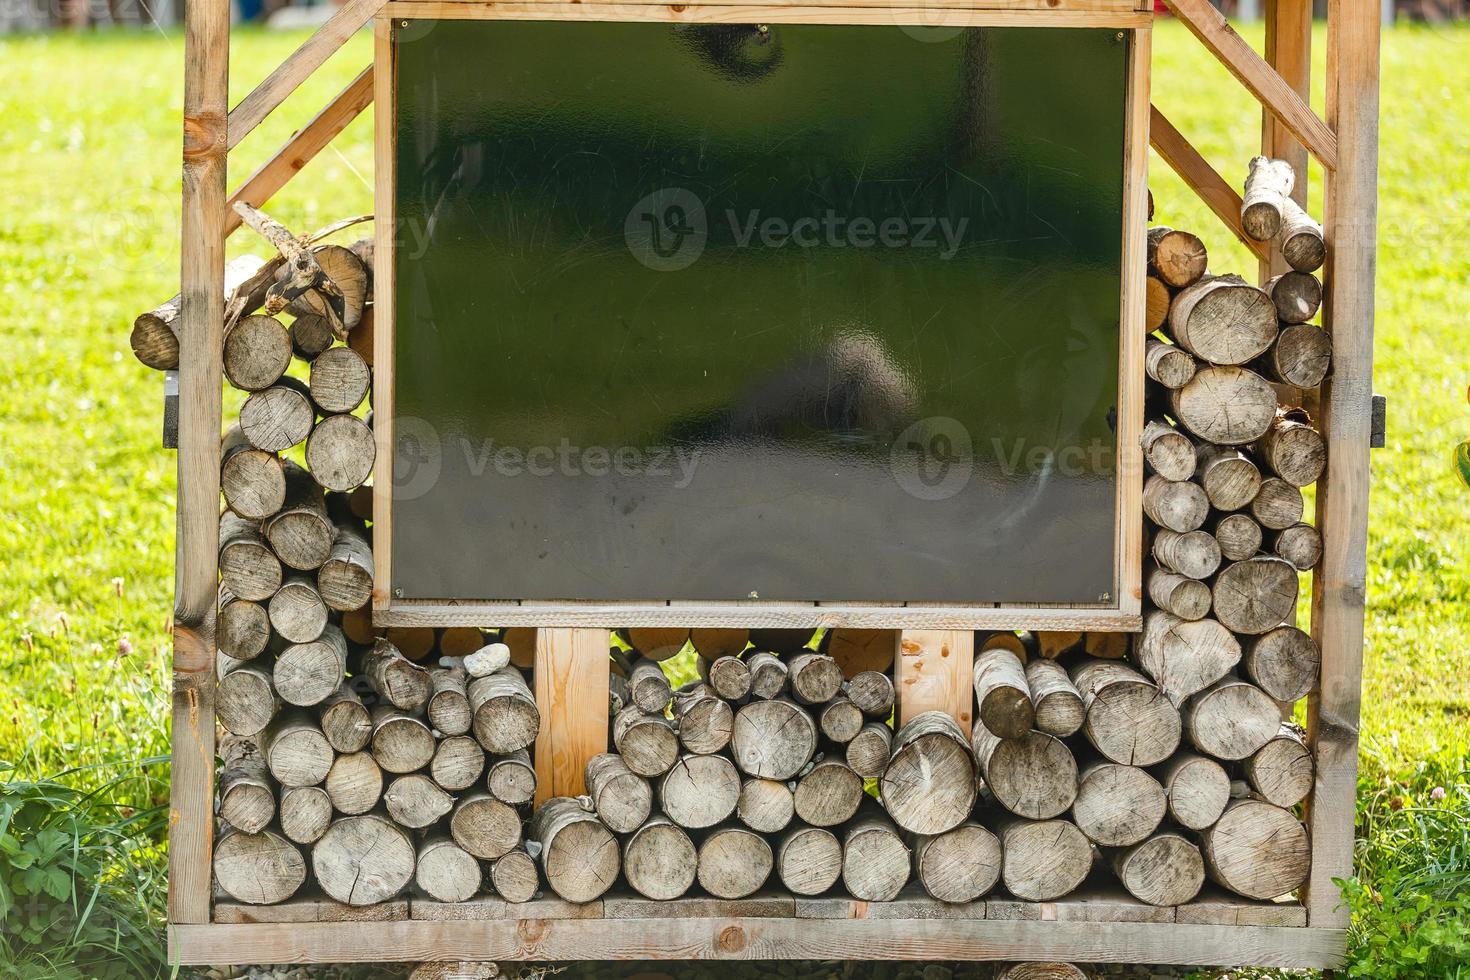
[[169, 0, 1377, 963], [370, 4, 1150, 631]]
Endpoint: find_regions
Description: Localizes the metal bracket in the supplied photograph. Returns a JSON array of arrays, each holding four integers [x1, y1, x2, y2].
[[163, 369, 180, 449], [1370, 393, 1386, 449]]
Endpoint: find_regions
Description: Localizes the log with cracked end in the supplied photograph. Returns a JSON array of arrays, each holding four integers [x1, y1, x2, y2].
[[972, 726, 1077, 820], [880, 710, 976, 835]]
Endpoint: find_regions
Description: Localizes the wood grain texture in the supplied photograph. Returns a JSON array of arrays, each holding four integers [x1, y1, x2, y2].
[[1116, 24, 1150, 620], [894, 630, 974, 730], [170, 918, 1343, 967], [1305, 0, 1379, 929], [225, 66, 373, 237], [1261, 0, 1312, 290], [1161, 0, 1337, 170], [171, 0, 229, 925], [227, 0, 383, 149], [382, 1, 1152, 24], [398, 0, 1140, 7], [378, 602, 1139, 631], [370, 16, 395, 612], [533, 628, 611, 805]]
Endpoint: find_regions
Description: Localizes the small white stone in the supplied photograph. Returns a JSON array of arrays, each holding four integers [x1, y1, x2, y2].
[[463, 643, 511, 678]]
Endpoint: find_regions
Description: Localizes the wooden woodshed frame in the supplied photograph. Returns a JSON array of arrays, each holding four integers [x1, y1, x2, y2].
[[166, 0, 1378, 969]]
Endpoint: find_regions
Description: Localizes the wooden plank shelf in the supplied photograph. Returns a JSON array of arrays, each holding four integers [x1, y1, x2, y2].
[[177, 907, 1339, 968], [206, 889, 1311, 929]]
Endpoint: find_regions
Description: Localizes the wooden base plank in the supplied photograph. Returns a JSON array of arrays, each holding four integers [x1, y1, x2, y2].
[[412, 897, 601, 920], [171, 918, 1345, 967], [214, 896, 408, 923], [867, 886, 987, 920], [1174, 890, 1307, 927], [794, 896, 867, 919], [606, 894, 795, 919]]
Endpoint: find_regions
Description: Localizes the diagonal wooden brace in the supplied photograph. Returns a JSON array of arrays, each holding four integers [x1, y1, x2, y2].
[[1163, 0, 1337, 172], [225, 65, 375, 238], [227, 0, 384, 150], [1149, 104, 1271, 262]]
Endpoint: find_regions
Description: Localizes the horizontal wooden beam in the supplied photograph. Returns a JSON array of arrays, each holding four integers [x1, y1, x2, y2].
[[393, 0, 1137, 6], [1162, 0, 1337, 171], [227, 0, 383, 151], [376, 600, 1140, 631], [225, 65, 374, 238], [170, 918, 1345, 967], [382, 1, 1151, 25], [1149, 104, 1271, 262]]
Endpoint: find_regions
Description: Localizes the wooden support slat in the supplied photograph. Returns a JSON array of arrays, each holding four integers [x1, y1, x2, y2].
[[1162, 0, 1337, 172], [382, 1, 1151, 25], [169, 918, 1347, 968], [1116, 25, 1150, 617], [226, 0, 384, 150], [533, 628, 611, 805], [370, 17, 395, 611], [1260, 0, 1312, 280], [1150, 105, 1271, 263], [225, 66, 374, 238], [377, 602, 1139, 631], [170, 0, 230, 926], [1305, 0, 1379, 930], [391, 0, 1141, 7], [893, 630, 974, 731]]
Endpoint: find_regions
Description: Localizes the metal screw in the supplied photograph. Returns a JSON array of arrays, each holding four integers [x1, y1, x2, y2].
[[757, 24, 770, 35], [748, 590, 760, 599], [1115, 31, 1126, 41], [401, 19, 409, 27], [393, 588, 404, 598]]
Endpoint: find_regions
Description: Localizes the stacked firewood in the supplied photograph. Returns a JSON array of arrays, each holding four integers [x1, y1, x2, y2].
[[545, 627, 921, 904], [148, 205, 543, 909], [145, 168, 1326, 914]]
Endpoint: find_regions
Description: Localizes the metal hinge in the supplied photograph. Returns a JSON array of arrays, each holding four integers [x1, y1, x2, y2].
[[1371, 393, 1386, 449], [163, 370, 179, 449]]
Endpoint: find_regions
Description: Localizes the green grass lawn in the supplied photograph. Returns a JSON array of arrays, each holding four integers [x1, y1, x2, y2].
[[0, 18, 1468, 978]]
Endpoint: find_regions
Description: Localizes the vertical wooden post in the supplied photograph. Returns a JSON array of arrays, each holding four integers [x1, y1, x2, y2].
[[1118, 24, 1152, 617], [894, 630, 974, 733], [170, 0, 230, 928], [1305, 0, 1379, 930], [533, 627, 611, 806], [1260, 0, 1313, 281], [371, 17, 396, 610]]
